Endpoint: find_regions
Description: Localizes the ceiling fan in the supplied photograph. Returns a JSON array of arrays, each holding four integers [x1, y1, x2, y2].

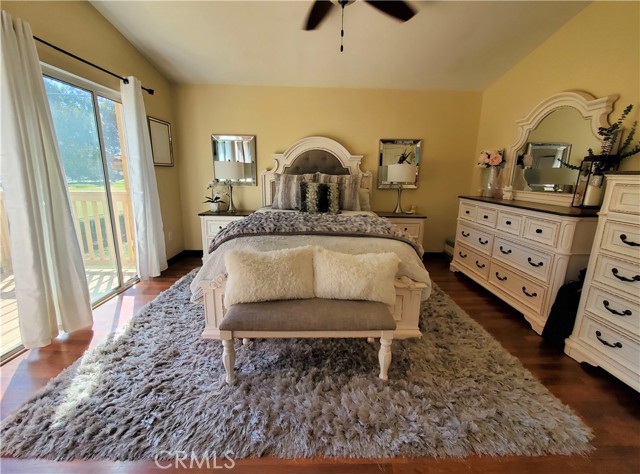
[[304, 1, 417, 51]]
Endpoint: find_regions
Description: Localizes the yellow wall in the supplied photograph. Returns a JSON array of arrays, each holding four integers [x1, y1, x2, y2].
[[6, 1, 637, 258], [174, 84, 482, 252], [474, 1, 640, 193], [2, 0, 184, 258]]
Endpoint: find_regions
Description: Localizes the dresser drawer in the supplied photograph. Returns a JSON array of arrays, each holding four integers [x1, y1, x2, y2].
[[392, 222, 421, 241], [496, 211, 523, 236], [459, 202, 477, 222], [205, 218, 234, 239], [489, 262, 547, 313], [523, 217, 560, 247], [456, 223, 494, 255], [475, 206, 498, 228], [453, 243, 491, 279], [593, 255, 640, 299], [493, 237, 552, 282], [584, 285, 640, 334], [578, 314, 640, 373], [607, 181, 640, 215], [601, 219, 640, 260]]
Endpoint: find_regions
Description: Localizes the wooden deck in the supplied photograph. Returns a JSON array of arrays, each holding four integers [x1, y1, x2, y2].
[[0, 267, 136, 356]]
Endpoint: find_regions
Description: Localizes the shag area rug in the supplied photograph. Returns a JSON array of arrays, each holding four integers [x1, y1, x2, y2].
[[1, 270, 593, 460]]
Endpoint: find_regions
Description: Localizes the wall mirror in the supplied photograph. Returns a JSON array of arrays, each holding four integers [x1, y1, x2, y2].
[[211, 135, 257, 186], [519, 142, 576, 193], [377, 139, 421, 189], [505, 91, 616, 206]]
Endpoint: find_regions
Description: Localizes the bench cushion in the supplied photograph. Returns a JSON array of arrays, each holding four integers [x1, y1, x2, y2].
[[219, 298, 396, 332]]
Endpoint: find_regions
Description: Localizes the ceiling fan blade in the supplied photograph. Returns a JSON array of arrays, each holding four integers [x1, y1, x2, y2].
[[365, 1, 416, 22], [304, 0, 334, 30]]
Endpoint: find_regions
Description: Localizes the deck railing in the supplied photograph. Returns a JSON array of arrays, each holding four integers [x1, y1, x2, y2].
[[0, 189, 135, 270], [69, 190, 136, 268]]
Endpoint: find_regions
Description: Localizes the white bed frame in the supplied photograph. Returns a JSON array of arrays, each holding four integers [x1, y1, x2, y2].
[[201, 136, 426, 340]]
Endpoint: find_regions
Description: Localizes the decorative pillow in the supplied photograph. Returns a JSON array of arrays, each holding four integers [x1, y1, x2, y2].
[[358, 188, 371, 211], [313, 248, 400, 306], [224, 246, 315, 305], [300, 182, 340, 214], [272, 173, 315, 210], [316, 173, 361, 211]]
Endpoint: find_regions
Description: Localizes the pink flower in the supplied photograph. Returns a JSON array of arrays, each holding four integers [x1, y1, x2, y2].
[[489, 152, 503, 166]]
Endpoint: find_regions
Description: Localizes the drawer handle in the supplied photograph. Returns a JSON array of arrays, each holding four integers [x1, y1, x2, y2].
[[495, 272, 507, 281], [403, 227, 408, 231], [499, 246, 512, 255], [603, 300, 632, 317], [483, 215, 489, 219], [475, 260, 485, 269], [478, 238, 489, 245], [611, 268, 640, 283], [461, 231, 470, 237], [458, 251, 467, 259], [620, 234, 640, 247], [595, 330, 623, 349], [522, 287, 537, 298], [535, 228, 543, 234], [505, 220, 512, 225], [527, 257, 544, 268], [465, 210, 470, 214]]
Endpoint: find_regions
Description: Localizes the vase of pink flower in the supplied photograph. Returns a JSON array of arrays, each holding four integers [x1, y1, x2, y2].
[[477, 149, 505, 198]]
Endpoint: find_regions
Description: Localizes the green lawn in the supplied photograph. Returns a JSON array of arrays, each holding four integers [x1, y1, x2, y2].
[[69, 181, 126, 192]]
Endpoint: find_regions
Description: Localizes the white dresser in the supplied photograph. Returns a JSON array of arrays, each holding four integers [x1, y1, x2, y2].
[[450, 197, 598, 334], [199, 210, 252, 261], [565, 174, 640, 391]]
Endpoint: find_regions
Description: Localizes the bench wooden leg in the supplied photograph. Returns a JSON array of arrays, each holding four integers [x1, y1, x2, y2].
[[222, 338, 236, 384], [378, 333, 393, 381]]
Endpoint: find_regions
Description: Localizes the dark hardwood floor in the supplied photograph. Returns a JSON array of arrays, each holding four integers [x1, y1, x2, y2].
[[1, 252, 638, 473]]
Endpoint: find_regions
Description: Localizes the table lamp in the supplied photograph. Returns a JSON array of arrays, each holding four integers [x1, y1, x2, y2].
[[214, 161, 245, 213], [387, 163, 417, 214]]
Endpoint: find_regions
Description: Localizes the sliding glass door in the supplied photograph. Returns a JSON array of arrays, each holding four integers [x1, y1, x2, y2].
[[43, 71, 137, 305]]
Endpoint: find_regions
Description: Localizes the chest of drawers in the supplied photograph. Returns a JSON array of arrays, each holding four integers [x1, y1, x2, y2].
[[565, 174, 640, 391], [450, 197, 598, 334], [199, 210, 252, 261]]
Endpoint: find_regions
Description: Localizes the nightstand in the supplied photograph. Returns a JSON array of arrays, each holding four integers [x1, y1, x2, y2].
[[199, 210, 252, 261], [375, 211, 426, 245]]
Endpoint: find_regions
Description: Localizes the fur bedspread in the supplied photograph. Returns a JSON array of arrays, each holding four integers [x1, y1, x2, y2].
[[208, 212, 424, 256]]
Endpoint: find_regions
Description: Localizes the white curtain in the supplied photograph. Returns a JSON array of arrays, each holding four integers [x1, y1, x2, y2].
[[120, 77, 168, 279], [0, 11, 92, 348]]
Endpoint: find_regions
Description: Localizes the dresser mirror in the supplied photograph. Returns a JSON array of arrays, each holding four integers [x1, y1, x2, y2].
[[378, 139, 421, 189], [211, 135, 257, 186], [506, 91, 616, 206]]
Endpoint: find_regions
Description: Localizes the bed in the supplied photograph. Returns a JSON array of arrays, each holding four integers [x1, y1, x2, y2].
[[190, 136, 432, 339]]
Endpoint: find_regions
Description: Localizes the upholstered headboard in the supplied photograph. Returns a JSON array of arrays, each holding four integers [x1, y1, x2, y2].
[[261, 136, 372, 207]]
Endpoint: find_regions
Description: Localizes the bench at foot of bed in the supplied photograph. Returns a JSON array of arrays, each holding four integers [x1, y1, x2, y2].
[[201, 276, 425, 340], [217, 298, 396, 383]]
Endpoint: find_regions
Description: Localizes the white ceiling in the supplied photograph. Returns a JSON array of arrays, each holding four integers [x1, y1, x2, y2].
[[90, 0, 590, 91]]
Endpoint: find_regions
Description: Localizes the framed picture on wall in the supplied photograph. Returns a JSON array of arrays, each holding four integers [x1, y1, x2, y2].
[[148, 117, 174, 166]]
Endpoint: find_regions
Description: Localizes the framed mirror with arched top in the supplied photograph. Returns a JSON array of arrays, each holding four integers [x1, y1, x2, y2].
[[505, 91, 617, 206]]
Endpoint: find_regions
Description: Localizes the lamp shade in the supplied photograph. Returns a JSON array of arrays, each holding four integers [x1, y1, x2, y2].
[[214, 161, 245, 181], [387, 163, 416, 184]]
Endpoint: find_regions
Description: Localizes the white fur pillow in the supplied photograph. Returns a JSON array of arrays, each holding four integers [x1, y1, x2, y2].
[[224, 246, 315, 306], [313, 248, 400, 306]]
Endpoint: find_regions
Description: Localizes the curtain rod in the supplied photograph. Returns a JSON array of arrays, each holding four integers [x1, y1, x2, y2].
[[33, 36, 155, 95]]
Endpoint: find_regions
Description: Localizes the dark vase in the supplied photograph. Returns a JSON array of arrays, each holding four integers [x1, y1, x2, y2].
[[571, 155, 620, 208]]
